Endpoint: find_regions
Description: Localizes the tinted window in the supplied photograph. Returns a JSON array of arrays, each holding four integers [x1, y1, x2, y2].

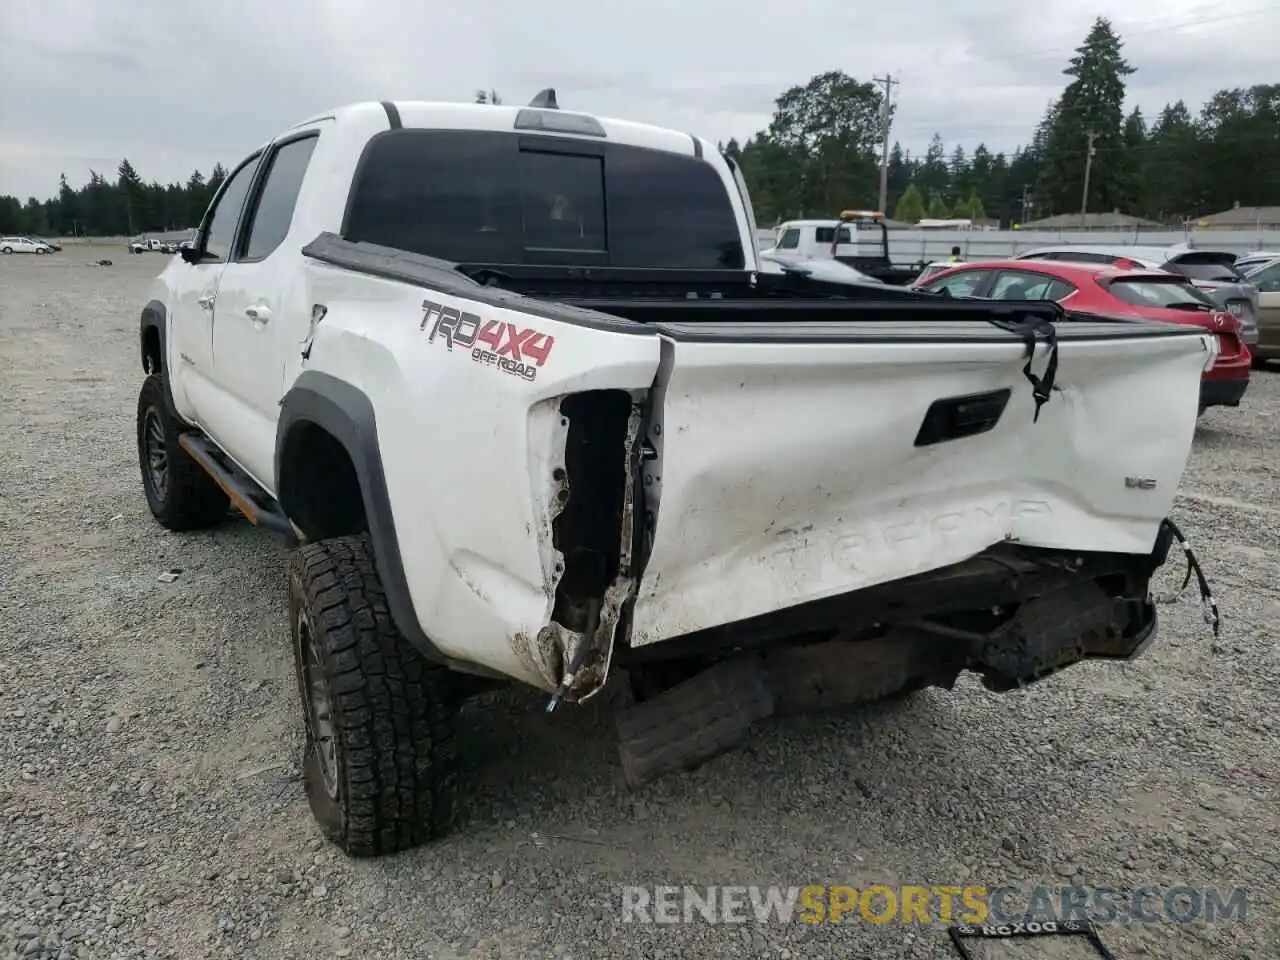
[[344, 130, 744, 269], [814, 227, 851, 244], [240, 136, 318, 261], [776, 229, 800, 250], [925, 270, 990, 297], [1109, 280, 1217, 309], [205, 155, 261, 263], [606, 146, 743, 268], [345, 132, 519, 263], [520, 150, 605, 253], [989, 271, 1074, 301], [1163, 260, 1240, 282]]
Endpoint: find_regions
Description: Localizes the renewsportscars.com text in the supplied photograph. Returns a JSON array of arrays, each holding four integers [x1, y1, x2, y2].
[[620, 884, 1248, 927]]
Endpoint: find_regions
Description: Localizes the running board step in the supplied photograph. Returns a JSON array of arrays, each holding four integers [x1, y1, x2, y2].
[[178, 434, 298, 547]]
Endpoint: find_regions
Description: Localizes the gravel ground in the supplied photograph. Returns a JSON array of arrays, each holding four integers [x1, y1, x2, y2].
[[1, 251, 1277, 960]]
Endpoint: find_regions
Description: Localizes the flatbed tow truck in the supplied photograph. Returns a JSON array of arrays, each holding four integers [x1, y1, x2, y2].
[[761, 209, 924, 284]]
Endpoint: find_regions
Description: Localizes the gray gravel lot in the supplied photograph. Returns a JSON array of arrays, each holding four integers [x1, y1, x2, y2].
[[1, 251, 1277, 960]]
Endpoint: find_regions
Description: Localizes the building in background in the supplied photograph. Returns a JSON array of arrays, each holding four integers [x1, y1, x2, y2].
[[1016, 211, 1164, 233], [1191, 203, 1280, 231]]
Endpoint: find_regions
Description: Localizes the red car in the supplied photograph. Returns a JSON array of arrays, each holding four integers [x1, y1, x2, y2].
[[915, 258, 1251, 414]]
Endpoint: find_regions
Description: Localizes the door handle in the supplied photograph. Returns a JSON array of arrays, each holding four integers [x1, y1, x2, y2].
[[245, 305, 272, 324], [197, 294, 215, 310]]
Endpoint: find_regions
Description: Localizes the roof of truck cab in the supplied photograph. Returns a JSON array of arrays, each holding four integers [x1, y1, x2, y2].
[[310, 100, 707, 158]]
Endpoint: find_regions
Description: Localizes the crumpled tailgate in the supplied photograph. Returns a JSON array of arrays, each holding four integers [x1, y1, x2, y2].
[[628, 319, 1212, 648]]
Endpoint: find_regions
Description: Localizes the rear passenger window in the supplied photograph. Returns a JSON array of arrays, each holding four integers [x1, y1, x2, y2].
[[926, 270, 990, 297], [239, 135, 319, 262], [989, 272, 1074, 301]]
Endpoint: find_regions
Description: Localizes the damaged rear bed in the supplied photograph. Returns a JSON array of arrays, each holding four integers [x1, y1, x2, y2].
[[302, 235, 1217, 723]]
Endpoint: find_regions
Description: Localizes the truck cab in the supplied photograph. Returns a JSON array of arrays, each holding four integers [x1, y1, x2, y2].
[[762, 211, 920, 284]]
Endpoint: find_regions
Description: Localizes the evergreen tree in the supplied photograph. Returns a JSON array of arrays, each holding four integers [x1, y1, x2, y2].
[[893, 183, 926, 222], [1035, 17, 1136, 215]]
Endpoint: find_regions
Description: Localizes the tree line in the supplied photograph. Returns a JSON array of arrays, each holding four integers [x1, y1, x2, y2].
[[729, 18, 1280, 227], [3, 19, 1277, 238], [0, 161, 227, 238]]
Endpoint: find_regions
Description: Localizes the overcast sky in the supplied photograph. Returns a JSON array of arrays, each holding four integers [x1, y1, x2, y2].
[[1, 0, 1276, 200]]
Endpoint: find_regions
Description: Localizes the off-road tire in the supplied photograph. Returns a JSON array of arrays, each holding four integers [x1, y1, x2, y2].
[[288, 534, 459, 857], [136, 374, 229, 530]]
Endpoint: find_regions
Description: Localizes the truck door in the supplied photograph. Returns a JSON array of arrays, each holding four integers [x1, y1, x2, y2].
[[207, 131, 321, 489], [168, 151, 261, 424]]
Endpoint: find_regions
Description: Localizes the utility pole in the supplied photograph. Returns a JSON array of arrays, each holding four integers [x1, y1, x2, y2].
[[1080, 131, 1097, 219], [1020, 185, 1032, 226], [873, 74, 899, 215]]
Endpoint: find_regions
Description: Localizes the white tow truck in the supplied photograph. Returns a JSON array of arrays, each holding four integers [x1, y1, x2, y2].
[[135, 91, 1219, 858]]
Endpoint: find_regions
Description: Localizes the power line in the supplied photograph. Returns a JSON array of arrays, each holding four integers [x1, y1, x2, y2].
[[934, 5, 1280, 70]]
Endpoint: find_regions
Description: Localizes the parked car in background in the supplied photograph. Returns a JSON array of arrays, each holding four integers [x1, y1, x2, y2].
[[1235, 250, 1280, 274], [37, 238, 62, 252], [1, 236, 53, 254], [129, 238, 178, 254], [911, 260, 968, 286], [1012, 245, 1260, 348], [917, 258, 1252, 414], [1241, 256, 1280, 365]]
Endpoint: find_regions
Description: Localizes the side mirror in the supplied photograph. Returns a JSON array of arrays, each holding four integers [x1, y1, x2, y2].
[[180, 245, 204, 265]]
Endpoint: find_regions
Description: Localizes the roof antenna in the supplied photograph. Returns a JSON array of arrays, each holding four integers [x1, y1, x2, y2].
[[529, 88, 559, 110]]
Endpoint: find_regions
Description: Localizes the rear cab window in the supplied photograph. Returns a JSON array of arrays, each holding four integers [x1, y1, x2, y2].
[[342, 130, 745, 269], [813, 227, 851, 244]]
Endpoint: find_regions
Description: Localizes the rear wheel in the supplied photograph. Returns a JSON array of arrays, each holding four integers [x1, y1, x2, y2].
[[136, 374, 229, 529], [289, 534, 460, 856]]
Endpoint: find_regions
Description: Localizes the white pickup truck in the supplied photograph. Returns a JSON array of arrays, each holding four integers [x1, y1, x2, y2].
[[135, 92, 1219, 858]]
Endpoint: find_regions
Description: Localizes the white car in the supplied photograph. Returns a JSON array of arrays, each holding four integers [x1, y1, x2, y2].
[[1234, 250, 1280, 274], [134, 93, 1217, 857], [0, 236, 52, 254]]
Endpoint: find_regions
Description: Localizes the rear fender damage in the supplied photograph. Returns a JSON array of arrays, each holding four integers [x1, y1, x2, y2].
[[520, 389, 645, 703]]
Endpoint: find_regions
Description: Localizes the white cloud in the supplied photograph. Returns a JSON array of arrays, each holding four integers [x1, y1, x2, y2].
[[0, 0, 1275, 197]]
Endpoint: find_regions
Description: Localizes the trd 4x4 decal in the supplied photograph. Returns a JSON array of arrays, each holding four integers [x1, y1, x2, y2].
[[421, 298, 555, 382]]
